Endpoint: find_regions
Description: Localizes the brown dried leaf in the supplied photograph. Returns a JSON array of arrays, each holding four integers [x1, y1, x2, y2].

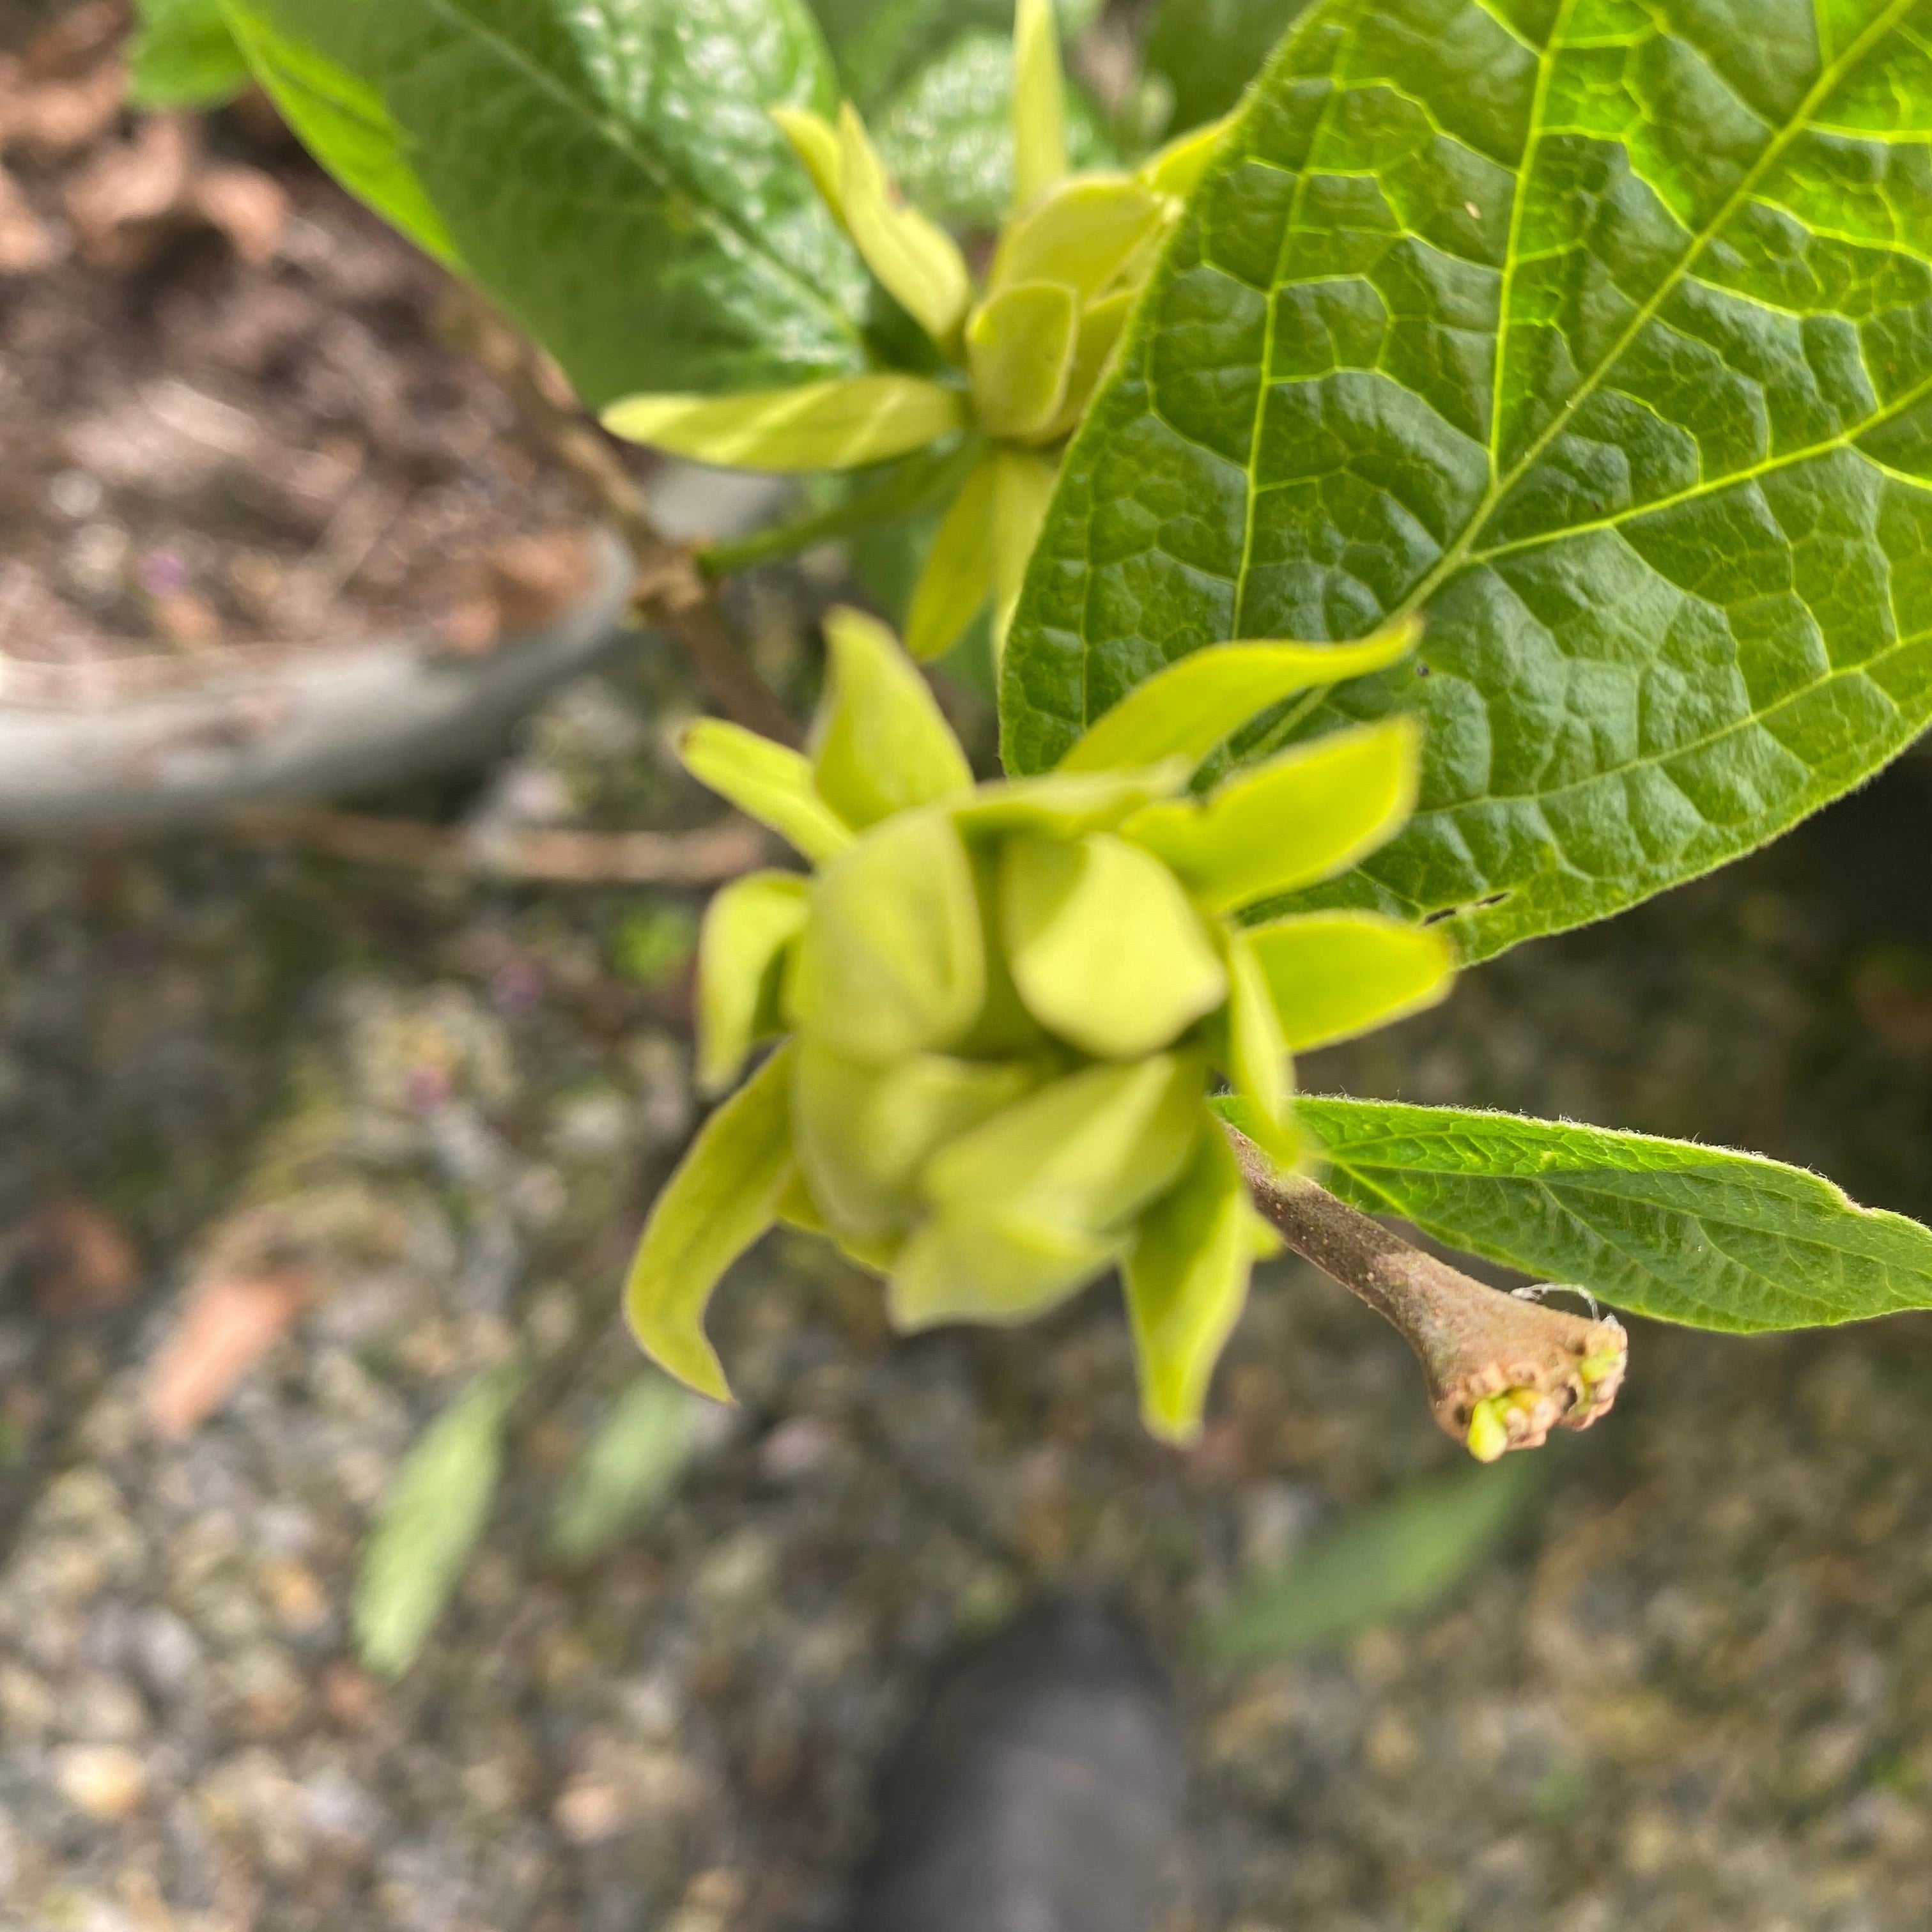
[[146, 1269, 309, 1438]]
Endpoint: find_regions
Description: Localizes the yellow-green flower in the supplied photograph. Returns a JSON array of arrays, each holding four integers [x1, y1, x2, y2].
[[599, 0, 1229, 663], [626, 612, 1455, 1442]]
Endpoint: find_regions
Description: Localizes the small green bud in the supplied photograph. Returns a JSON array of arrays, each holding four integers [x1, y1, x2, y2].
[[1465, 1394, 1514, 1464]]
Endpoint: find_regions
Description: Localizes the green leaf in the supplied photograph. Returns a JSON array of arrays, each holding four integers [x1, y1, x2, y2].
[[1246, 911, 1453, 1049], [1005, 0, 1932, 964], [1212, 923, 1293, 1152], [549, 1374, 697, 1563], [1011, 0, 1069, 214], [679, 719, 855, 865], [696, 870, 810, 1095], [253, 0, 868, 406], [1297, 1096, 1932, 1333], [812, 607, 973, 829], [1124, 718, 1421, 913], [1124, 1125, 1256, 1441], [625, 1043, 798, 1400], [1145, 0, 1309, 135], [1197, 1455, 1541, 1663], [354, 1366, 518, 1677], [1057, 622, 1418, 774], [871, 31, 1116, 229], [131, 0, 252, 107], [222, 3, 460, 266], [788, 808, 987, 1061], [1001, 832, 1228, 1057], [833, 102, 974, 344]]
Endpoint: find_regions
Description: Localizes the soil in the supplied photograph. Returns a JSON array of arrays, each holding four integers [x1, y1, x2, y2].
[[0, 4, 598, 680]]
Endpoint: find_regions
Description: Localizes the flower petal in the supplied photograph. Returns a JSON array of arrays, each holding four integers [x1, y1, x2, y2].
[[624, 1044, 796, 1402], [812, 605, 974, 829], [1011, 0, 1069, 213], [837, 103, 973, 346], [1247, 911, 1456, 1051], [968, 280, 1079, 441], [696, 870, 809, 1096], [679, 718, 854, 864], [1124, 716, 1421, 912], [906, 449, 999, 661], [1058, 619, 1421, 775], [603, 375, 966, 472], [1124, 1124, 1255, 1441]]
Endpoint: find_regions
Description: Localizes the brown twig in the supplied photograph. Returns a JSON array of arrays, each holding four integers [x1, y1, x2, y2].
[[1230, 1130, 1627, 1458], [445, 297, 800, 746], [228, 803, 768, 885]]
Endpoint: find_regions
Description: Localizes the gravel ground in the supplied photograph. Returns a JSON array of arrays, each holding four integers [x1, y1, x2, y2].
[[5, 620, 1932, 1932]]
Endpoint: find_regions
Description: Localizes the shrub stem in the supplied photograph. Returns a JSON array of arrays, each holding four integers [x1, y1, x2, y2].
[[1228, 1130, 1627, 1458]]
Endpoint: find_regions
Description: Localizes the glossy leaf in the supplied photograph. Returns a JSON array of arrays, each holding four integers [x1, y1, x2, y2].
[[679, 719, 854, 865], [1005, 0, 1932, 963], [1057, 622, 1419, 774], [788, 809, 987, 1061], [872, 30, 1116, 229], [969, 282, 1081, 442], [1010, 0, 1069, 213], [1124, 1126, 1255, 1440], [222, 3, 458, 266], [813, 607, 974, 828], [907, 448, 1000, 660], [1145, 0, 1309, 134], [808, 0, 1090, 109], [835, 102, 975, 344], [132, 0, 251, 107], [1124, 718, 1421, 912], [1001, 833, 1228, 1057], [624, 1044, 798, 1402], [1296, 1097, 1932, 1334], [254, 0, 868, 406], [1248, 911, 1453, 1050], [603, 376, 966, 474], [354, 1366, 518, 1676], [549, 1374, 697, 1563], [697, 871, 810, 1095], [1198, 1455, 1541, 1662]]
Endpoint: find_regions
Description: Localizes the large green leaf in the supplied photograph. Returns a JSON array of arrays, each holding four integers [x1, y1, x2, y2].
[[130, 0, 252, 107], [810, 0, 1101, 109], [1145, 0, 1310, 135], [873, 31, 1116, 229], [1005, 0, 1932, 962], [1295, 1096, 1932, 1332], [223, 3, 460, 266], [253, 0, 869, 405]]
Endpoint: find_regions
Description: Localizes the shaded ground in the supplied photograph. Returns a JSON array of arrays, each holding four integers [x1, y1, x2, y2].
[[5, 598, 1932, 1931]]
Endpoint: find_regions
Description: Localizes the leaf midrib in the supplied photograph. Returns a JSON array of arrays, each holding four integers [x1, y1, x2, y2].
[[409, 0, 862, 351], [1229, 0, 1922, 643]]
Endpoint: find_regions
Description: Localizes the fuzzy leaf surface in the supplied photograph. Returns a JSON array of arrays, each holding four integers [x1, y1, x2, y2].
[[1296, 1097, 1932, 1332], [1005, 0, 1932, 962]]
